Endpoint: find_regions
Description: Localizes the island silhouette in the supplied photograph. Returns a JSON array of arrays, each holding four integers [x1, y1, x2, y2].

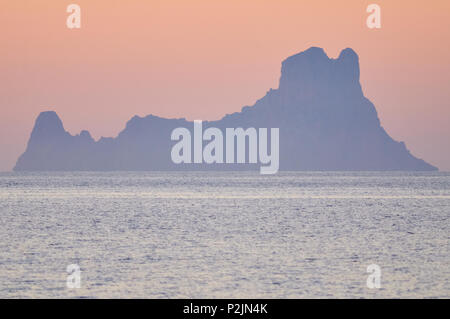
[[14, 47, 437, 171]]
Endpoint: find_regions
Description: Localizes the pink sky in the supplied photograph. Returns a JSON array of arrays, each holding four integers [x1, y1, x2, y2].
[[1, 0, 449, 171]]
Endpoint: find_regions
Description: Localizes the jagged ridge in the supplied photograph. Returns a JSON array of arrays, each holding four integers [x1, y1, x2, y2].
[[14, 47, 437, 171]]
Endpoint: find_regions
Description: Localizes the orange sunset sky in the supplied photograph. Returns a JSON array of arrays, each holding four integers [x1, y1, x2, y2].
[[1, 0, 449, 171]]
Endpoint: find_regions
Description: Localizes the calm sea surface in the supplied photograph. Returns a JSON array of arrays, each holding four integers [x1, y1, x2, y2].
[[0, 171, 448, 298]]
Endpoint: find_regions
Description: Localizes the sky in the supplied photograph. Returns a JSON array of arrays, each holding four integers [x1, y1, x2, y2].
[[1, 0, 449, 171]]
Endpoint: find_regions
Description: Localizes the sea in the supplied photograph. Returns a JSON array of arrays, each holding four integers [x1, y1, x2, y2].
[[0, 171, 448, 298]]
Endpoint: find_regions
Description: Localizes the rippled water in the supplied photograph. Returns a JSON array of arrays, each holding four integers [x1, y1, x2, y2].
[[0, 171, 448, 298]]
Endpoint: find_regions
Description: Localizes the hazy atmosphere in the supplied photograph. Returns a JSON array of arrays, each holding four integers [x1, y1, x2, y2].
[[1, 1, 449, 301], [1, 0, 449, 171]]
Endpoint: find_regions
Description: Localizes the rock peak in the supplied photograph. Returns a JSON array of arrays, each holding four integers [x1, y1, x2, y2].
[[279, 47, 361, 95], [31, 111, 65, 140], [35, 110, 62, 125], [338, 47, 358, 60], [281, 47, 329, 67], [336, 48, 360, 83]]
